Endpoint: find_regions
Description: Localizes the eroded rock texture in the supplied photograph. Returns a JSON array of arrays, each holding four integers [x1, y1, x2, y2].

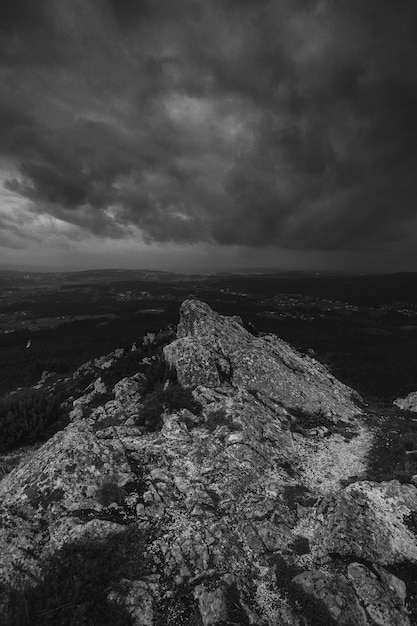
[[395, 391, 417, 412], [0, 300, 416, 625]]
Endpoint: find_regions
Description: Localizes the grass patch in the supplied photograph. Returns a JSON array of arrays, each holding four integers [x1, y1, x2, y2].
[[365, 404, 417, 483]]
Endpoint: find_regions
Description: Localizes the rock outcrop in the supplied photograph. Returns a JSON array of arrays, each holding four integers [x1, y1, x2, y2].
[[395, 391, 417, 412], [0, 300, 416, 625]]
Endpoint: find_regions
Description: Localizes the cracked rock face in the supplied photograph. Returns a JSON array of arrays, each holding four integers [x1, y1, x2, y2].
[[1, 299, 416, 625], [173, 300, 361, 420]]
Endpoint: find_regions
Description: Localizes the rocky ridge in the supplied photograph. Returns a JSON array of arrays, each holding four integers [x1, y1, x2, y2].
[[0, 300, 417, 625]]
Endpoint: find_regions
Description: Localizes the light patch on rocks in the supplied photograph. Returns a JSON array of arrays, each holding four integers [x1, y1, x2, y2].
[[295, 424, 373, 495], [254, 571, 298, 626], [347, 481, 417, 563], [394, 390, 417, 412]]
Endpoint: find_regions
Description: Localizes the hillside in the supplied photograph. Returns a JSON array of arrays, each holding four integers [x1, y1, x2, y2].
[[1, 300, 417, 625]]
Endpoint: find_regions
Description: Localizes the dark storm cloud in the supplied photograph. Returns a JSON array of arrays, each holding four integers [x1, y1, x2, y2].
[[0, 0, 44, 33], [1, 0, 417, 251]]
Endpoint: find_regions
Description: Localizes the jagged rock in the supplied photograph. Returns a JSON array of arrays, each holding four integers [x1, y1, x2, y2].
[[69, 376, 108, 421], [194, 585, 228, 625], [171, 299, 361, 420], [293, 564, 411, 626], [0, 300, 416, 625], [0, 420, 134, 603], [292, 569, 368, 625], [310, 480, 417, 565], [144, 333, 156, 346], [164, 337, 221, 388], [394, 391, 417, 412], [109, 579, 155, 626], [347, 563, 410, 626]]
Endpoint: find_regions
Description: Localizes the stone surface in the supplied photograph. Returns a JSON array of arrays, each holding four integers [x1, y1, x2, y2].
[[292, 570, 368, 625], [309, 480, 417, 565], [175, 299, 361, 420], [394, 391, 417, 412], [194, 586, 228, 625], [164, 337, 221, 388], [0, 300, 416, 625], [347, 562, 410, 626], [109, 579, 155, 626]]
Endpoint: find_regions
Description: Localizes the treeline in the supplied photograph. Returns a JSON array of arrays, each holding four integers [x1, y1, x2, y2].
[[0, 388, 65, 451], [0, 312, 179, 396], [0, 327, 178, 453]]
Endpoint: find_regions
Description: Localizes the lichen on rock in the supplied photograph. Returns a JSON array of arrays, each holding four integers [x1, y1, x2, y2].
[[0, 299, 416, 625]]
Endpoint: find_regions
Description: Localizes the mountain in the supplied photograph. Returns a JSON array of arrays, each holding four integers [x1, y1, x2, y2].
[[0, 300, 416, 625]]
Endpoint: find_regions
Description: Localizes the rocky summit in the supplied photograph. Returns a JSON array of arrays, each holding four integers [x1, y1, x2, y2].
[[1, 300, 417, 625]]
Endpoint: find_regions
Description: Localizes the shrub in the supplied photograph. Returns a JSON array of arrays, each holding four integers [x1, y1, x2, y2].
[[205, 408, 240, 433], [96, 480, 127, 507], [0, 388, 65, 452], [136, 383, 202, 431], [163, 384, 202, 414], [100, 350, 141, 390], [140, 357, 167, 394]]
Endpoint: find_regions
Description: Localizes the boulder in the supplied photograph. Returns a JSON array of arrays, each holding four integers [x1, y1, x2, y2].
[[394, 391, 417, 412]]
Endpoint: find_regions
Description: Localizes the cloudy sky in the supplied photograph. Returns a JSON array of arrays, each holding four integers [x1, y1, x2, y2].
[[0, 0, 416, 272]]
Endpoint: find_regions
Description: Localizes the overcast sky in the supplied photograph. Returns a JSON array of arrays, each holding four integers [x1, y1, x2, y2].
[[1, 0, 417, 272]]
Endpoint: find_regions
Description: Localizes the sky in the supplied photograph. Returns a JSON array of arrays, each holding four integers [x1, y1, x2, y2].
[[0, 0, 417, 273]]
